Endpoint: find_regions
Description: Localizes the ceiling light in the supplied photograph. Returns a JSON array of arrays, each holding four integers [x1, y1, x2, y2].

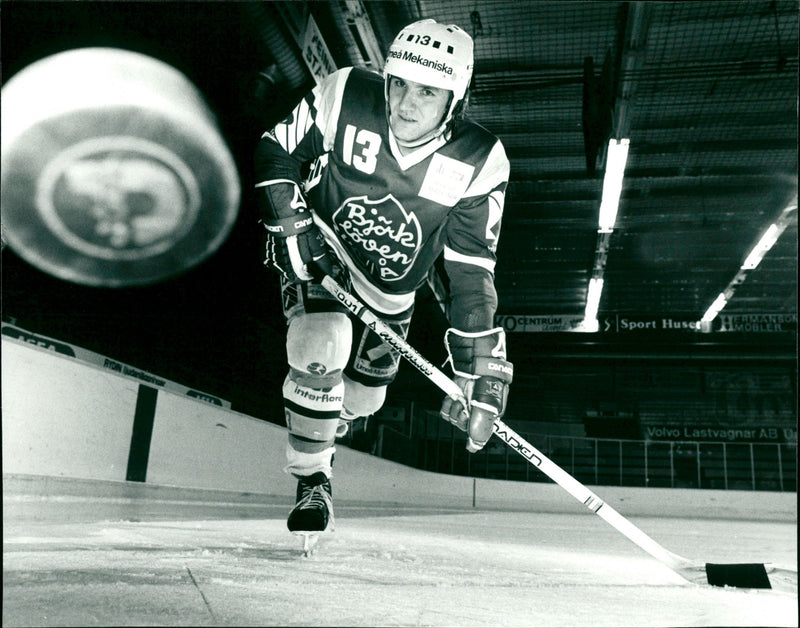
[[584, 277, 604, 321], [598, 138, 630, 232], [697, 198, 796, 326], [701, 293, 727, 323], [740, 223, 784, 270], [577, 318, 600, 333]]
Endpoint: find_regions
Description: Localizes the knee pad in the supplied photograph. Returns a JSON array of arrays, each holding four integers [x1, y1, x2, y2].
[[287, 311, 351, 387], [342, 374, 387, 418]]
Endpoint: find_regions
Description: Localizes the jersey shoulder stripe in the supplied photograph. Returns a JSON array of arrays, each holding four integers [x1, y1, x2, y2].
[[268, 92, 315, 155], [464, 139, 510, 198], [438, 120, 509, 199], [312, 67, 353, 151]]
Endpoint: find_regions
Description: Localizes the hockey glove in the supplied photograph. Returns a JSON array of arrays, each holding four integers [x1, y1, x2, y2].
[[260, 181, 335, 284], [440, 328, 513, 452]]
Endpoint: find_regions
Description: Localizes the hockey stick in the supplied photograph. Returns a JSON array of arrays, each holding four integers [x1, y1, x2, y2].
[[320, 273, 788, 590]]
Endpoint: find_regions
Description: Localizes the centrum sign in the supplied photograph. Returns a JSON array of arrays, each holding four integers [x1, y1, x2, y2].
[[495, 315, 585, 332], [495, 313, 797, 333]]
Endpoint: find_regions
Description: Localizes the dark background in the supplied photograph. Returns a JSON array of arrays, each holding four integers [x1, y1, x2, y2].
[[0, 1, 449, 423]]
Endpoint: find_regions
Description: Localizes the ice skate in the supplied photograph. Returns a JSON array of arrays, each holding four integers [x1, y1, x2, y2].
[[287, 471, 334, 557]]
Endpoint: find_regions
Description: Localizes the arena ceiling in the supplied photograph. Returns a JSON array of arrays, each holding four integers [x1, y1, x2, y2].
[[264, 0, 798, 326], [328, 0, 798, 319]]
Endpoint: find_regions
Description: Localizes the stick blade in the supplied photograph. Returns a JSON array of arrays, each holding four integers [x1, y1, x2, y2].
[[705, 563, 771, 589]]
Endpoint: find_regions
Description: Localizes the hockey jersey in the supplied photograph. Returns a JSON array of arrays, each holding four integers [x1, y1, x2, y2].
[[256, 67, 510, 329]]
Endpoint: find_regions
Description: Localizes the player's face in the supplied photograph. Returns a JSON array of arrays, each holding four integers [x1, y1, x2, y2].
[[388, 77, 451, 143]]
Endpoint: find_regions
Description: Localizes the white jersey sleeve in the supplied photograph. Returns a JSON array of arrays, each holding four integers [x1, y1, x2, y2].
[[269, 68, 352, 156]]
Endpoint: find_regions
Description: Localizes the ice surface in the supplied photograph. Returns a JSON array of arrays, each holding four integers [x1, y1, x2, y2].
[[3, 502, 797, 627]]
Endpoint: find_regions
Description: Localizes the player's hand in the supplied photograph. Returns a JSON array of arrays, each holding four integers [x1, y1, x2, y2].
[[440, 328, 513, 452], [264, 214, 334, 284], [258, 179, 337, 284]]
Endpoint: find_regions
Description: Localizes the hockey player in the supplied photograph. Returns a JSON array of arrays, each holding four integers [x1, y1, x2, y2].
[[255, 19, 514, 541]]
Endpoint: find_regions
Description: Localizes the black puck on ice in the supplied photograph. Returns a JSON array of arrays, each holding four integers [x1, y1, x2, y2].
[[705, 563, 771, 589]]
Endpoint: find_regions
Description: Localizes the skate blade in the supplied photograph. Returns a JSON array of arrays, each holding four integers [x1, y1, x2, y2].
[[293, 531, 321, 558]]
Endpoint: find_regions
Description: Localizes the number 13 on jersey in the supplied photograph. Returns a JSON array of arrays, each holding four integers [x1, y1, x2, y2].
[[342, 124, 381, 174]]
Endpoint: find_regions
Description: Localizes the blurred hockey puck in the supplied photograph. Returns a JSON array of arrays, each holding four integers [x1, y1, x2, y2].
[[1, 47, 240, 286]]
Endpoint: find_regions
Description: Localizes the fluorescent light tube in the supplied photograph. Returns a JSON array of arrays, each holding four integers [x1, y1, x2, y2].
[[701, 293, 727, 322], [741, 223, 782, 270], [584, 277, 604, 320], [578, 318, 599, 333], [598, 139, 630, 232]]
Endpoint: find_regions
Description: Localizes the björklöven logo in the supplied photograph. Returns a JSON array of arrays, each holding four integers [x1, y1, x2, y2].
[[332, 194, 421, 281]]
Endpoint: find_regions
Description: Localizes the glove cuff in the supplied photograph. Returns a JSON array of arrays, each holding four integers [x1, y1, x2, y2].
[[473, 356, 513, 383], [263, 213, 315, 237], [444, 327, 513, 383]]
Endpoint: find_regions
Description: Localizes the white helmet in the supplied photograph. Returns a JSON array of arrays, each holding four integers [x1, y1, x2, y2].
[[384, 19, 474, 141]]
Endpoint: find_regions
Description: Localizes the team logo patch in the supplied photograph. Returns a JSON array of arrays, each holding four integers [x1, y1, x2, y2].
[[332, 194, 421, 281]]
